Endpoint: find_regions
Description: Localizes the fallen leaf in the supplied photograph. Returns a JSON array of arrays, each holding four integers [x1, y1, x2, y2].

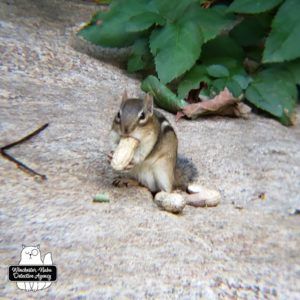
[[178, 87, 251, 120]]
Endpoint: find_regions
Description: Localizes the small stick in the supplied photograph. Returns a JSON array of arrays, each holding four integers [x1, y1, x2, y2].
[[1, 123, 49, 151], [0, 123, 49, 180], [1, 150, 47, 180]]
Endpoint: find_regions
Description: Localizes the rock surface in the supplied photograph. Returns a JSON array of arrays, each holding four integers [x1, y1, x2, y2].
[[0, 0, 299, 299]]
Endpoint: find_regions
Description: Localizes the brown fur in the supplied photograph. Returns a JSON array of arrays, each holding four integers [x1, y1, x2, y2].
[[109, 93, 196, 192]]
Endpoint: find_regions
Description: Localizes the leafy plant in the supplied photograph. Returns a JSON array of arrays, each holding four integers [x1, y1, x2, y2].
[[78, 0, 300, 125]]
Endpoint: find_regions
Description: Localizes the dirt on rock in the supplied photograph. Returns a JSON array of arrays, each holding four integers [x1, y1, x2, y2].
[[0, 1, 299, 299]]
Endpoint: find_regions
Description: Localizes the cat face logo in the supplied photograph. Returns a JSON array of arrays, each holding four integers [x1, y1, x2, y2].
[[9, 245, 57, 292]]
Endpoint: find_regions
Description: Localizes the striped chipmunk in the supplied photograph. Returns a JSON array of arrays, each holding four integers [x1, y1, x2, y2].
[[108, 91, 197, 194]]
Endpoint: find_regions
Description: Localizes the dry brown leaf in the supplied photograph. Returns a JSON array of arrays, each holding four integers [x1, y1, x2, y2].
[[177, 87, 251, 120]]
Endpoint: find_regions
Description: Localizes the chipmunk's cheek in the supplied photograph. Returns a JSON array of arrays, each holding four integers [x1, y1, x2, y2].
[[131, 154, 141, 165], [129, 127, 144, 142]]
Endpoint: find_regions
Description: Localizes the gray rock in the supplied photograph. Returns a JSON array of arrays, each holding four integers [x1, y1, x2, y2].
[[0, 0, 299, 299]]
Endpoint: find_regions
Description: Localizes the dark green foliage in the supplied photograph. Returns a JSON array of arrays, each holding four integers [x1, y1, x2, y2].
[[78, 0, 300, 125], [127, 38, 152, 73], [149, 21, 203, 84], [263, 0, 300, 63], [177, 65, 210, 99], [227, 0, 283, 14], [245, 68, 297, 125]]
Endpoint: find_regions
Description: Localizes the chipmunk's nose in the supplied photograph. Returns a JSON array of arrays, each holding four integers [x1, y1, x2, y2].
[[121, 125, 129, 136]]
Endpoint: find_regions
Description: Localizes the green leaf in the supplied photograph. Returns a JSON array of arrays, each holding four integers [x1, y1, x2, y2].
[[228, 0, 283, 14], [177, 65, 210, 99], [212, 78, 243, 97], [284, 59, 300, 84], [232, 74, 252, 90], [230, 14, 272, 47], [152, 0, 196, 22], [207, 64, 230, 78], [141, 76, 187, 113], [150, 21, 203, 84], [127, 38, 152, 73], [207, 63, 250, 96], [180, 4, 237, 43], [246, 68, 297, 125], [127, 12, 165, 32], [208, 64, 250, 98], [263, 0, 300, 63], [77, 0, 148, 47], [194, 35, 249, 98]]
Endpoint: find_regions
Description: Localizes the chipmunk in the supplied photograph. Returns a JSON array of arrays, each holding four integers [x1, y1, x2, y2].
[[109, 91, 197, 193]]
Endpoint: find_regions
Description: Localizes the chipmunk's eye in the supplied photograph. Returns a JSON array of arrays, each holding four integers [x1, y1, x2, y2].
[[139, 111, 145, 120]]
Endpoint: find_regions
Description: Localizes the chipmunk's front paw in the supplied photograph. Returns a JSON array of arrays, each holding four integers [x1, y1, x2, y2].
[[113, 177, 140, 188], [124, 161, 135, 170]]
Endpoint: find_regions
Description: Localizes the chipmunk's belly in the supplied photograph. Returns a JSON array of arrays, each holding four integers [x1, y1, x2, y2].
[[133, 162, 157, 192]]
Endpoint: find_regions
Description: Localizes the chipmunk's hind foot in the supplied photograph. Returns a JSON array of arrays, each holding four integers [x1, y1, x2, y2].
[[112, 177, 140, 188]]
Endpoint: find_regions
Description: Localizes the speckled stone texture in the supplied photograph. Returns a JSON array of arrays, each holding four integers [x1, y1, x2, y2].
[[0, 0, 299, 299]]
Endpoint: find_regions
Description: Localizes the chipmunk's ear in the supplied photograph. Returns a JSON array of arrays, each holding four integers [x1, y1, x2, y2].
[[144, 94, 153, 115], [121, 90, 128, 104]]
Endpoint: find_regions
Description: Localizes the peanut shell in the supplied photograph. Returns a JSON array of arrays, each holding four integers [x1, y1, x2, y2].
[[154, 191, 186, 213], [186, 185, 221, 207], [111, 137, 139, 171]]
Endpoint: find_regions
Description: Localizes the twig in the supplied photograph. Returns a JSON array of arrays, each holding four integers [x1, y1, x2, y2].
[[1, 123, 49, 151], [0, 123, 49, 180], [1, 150, 47, 180]]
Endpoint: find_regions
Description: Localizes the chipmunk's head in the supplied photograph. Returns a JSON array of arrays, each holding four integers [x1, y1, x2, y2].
[[114, 91, 154, 137]]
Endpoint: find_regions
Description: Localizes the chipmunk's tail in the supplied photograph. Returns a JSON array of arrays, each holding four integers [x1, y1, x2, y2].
[[174, 155, 198, 190]]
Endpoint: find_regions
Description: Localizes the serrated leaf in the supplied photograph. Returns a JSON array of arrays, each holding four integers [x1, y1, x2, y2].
[[180, 4, 237, 43], [152, 0, 195, 22], [245, 69, 297, 125], [228, 0, 283, 14], [127, 12, 165, 32], [207, 64, 230, 78], [177, 65, 210, 99], [150, 21, 203, 84], [127, 38, 152, 73], [141, 76, 187, 113], [77, 0, 148, 47], [263, 0, 300, 63]]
